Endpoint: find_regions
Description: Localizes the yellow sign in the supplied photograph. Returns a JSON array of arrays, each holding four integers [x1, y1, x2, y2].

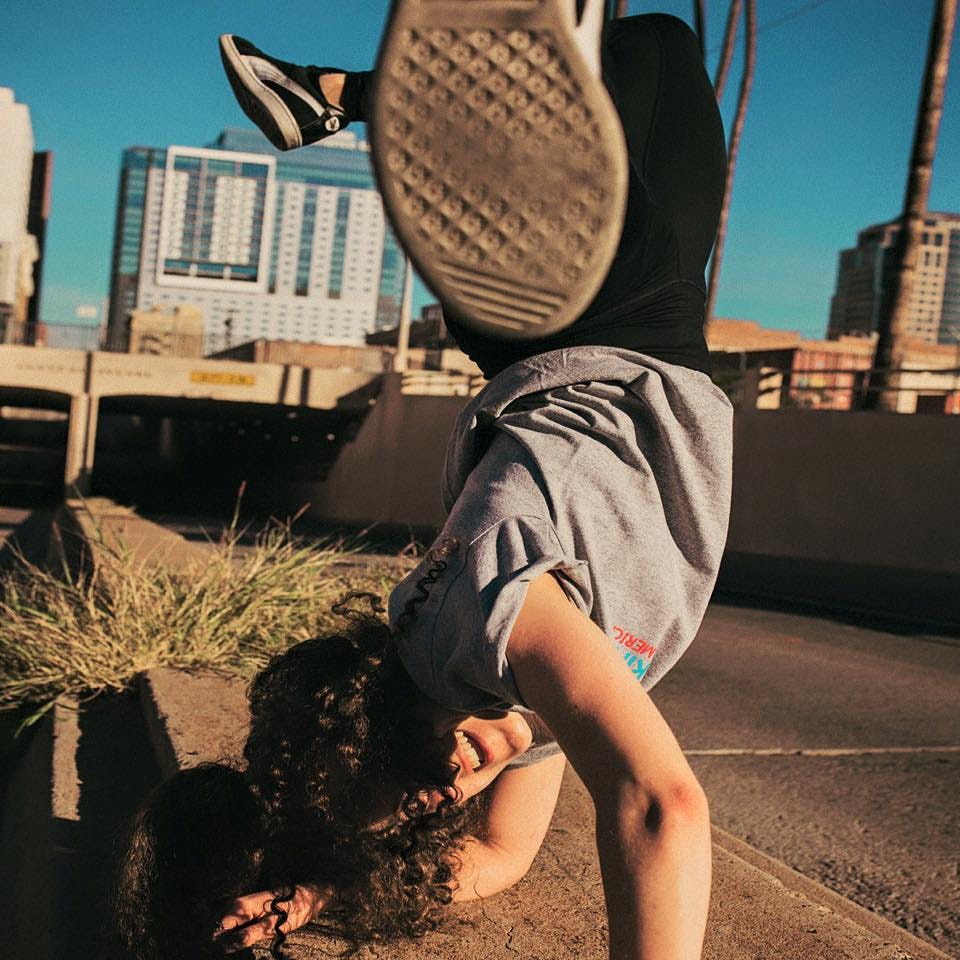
[[190, 371, 256, 387]]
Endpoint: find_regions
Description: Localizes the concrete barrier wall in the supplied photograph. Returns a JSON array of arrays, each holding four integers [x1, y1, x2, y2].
[[298, 385, 960, 625], [727, 406, 960, 572], [719, 405, 960, 626], [0, 344, 380, 408], [302, 374, 466, 530], [0, 704, 80, 960]]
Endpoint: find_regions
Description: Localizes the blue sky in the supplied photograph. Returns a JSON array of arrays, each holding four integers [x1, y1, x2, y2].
[[2, 0, 958, 339]]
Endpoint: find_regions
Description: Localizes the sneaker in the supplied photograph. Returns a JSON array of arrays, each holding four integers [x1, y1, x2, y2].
[[219, 34, 349, 151], [370, 0, 627, 340]]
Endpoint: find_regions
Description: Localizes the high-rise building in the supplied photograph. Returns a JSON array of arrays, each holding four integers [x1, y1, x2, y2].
[[828, 213, 960, 346], [0, 89, 41, 338], [26, 151, 54, 332], [106, 128, 409, 352]]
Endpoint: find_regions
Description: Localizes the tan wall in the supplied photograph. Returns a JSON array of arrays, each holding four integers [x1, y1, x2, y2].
[[301, 374, 465, 529], [294, 385, 960, 623], [0, 345, 87, 395], [727, 407, 960, 573]]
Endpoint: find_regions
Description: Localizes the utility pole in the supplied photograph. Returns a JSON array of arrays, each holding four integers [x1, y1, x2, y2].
[[705, 0, 755, 327], [393, 256, 413, 373], [867, 0, 957, 411]]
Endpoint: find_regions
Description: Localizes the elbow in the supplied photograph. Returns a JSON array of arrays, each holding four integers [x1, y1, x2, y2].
[[647, 779, 710, 834], [615, 777, 710, 839]]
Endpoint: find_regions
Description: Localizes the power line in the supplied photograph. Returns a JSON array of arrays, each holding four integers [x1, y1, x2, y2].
[[706, 0, 838, 55], [756, 0, 836, 36]]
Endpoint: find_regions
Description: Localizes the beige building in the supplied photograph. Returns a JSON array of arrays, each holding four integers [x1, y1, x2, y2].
[[210, 337, 391, 372], [708, 317, 960, 414], [0, 89, 40, 334], [208, 335, 483, 379], [828, 212, 960, 346], [128, 305, 205, 358]]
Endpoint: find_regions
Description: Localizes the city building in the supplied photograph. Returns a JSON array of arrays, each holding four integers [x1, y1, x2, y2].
[[26, 151, 53, 333], [107, 128, 409, 354], [367, 303, 482, 373], [128, 304, 204, 358], [0, 89, 41, 341], [828, 212, 960, 346], [708, 317, 960, 414]]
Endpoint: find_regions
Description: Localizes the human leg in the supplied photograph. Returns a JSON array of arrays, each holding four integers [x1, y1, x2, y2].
[[219, 1, 628, 341], [601, 13, 727, 280], [219, 35, 372, 150]]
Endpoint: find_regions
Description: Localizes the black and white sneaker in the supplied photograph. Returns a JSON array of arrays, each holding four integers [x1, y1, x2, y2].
[[370, 0, 628, 340], [219, 35, 349, 151]]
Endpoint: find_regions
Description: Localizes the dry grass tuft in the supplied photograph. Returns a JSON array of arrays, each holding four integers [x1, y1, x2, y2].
[[0, 517, 409, 723]]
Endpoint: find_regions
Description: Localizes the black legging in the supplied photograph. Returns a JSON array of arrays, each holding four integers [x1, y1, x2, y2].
[[440, 13, 727, 378]]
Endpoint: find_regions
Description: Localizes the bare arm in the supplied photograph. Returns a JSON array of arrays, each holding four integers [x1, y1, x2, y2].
[[452, 751, 566, 901], [507, 572, 711, 960]]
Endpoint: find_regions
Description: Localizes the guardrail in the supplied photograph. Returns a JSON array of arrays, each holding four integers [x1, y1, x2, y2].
[[739, 366, 960, 414], [400, 370, 486, 397], [2, 320, 243, 357]]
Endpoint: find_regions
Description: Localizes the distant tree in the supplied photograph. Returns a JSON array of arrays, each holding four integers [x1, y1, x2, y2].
[[866, 0, 958, 411], [713, 0, 742, 101], [693, 0, 707, 61], [705, 0, 755, 327]]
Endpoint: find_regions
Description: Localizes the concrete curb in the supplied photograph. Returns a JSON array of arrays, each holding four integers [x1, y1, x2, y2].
[[709, 828, 954, 960], [48, 496, 211, 575], [0, 701, 81, 960], [139, 668, 249, 778]]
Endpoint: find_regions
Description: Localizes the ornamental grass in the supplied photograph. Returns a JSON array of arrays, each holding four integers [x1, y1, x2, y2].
[[0, 511, 408, 724]]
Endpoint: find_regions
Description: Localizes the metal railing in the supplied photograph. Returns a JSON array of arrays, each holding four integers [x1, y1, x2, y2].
[[400, 370, 486, 397], [2, 319, 104, 352], [747, 366, 960, 413]]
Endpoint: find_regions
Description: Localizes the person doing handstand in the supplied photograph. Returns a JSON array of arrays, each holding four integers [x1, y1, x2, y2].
[[114, 5, 732, 960]]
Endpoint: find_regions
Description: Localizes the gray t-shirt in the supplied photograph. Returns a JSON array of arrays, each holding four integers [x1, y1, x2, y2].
[[388, 346, 733, 762]]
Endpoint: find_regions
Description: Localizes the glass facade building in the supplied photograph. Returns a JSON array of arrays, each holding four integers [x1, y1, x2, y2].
[[828, 213, 960, 346], [106, 128, 408, 352]]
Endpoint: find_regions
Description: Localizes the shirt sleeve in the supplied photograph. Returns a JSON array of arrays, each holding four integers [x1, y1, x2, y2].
[[390, 514, 589, 714]]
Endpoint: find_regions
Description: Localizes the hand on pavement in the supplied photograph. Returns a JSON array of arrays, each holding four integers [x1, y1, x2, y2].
[[213, 883, 333, 952]]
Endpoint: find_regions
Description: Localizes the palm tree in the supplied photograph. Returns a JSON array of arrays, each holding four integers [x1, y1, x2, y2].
[[866, 0, 958, 411], [714, 0, 742, 101], [705, 0, 756, 326], [693, 0, 707, 62]]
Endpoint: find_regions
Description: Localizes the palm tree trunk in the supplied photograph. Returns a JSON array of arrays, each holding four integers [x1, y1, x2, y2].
[[867, 0, 958, 411], [705, 0, 755, 327], [693, 0, 707, 62], [714, 0, 742, 101]]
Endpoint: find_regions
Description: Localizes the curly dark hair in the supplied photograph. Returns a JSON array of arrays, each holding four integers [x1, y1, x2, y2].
[[110, 763, 265, 960], [245, 561, 487, 950], [112, 542, 482, 959]]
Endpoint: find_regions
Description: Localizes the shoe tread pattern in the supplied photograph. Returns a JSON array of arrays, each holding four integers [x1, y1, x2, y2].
[[373, 10, 627, 339]]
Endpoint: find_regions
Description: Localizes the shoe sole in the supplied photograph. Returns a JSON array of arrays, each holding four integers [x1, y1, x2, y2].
[[370, 0, 628, 340], [219, 35, 302, 151]]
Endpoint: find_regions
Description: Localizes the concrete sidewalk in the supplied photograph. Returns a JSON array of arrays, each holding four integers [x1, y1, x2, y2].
[[140, 665, 950, 960]]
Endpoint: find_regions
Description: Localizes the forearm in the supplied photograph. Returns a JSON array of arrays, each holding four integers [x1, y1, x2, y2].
[[596, 785, 712, 960], [450, 754, 566, 903], [451, 835, 531, 902]]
